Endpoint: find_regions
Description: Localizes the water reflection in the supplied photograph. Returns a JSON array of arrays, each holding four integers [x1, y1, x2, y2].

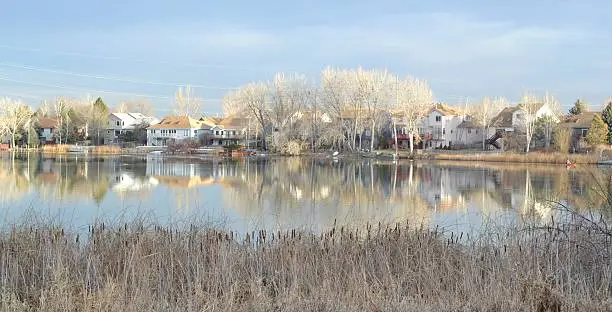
[[0, 154, 610, 233]]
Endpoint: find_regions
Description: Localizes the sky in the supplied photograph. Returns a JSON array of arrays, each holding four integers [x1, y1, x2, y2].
[[0, 0, 610, 115]]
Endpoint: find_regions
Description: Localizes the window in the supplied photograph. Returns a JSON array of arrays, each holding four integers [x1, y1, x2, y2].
[[122, 121, 125, 126], [450, 130, 453, 134], [442, 128, 445, 135], [435, 116, 442, 122], [215, 131, 219, 135], [468, 129, 472, 134], [581, 129, 588, 137], [116, 121, 120, 126], [107, 130, 110, 134], [194, 130, 197, 135], [232, 131, 236, 135], [115, 130, 120, 136]]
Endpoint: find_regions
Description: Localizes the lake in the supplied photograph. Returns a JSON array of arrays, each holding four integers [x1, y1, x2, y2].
[[1, 153, 610, 234]]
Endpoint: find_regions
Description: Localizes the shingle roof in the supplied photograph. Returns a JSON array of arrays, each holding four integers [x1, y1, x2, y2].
[[219, 115, 249, 129], [148, 116, 207, 129], [430, 103, 460, 116], [491, 107, 520, 128], [560, 112, 600, 129], [38, 117, 58, 129]]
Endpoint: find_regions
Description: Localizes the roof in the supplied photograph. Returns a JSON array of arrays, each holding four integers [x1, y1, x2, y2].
[[491, 107, 520, 128], [219, 115, 249, 129], [148, 116, 208, 129], [430, 103, 460, 116], [198, 116, 219, 128], [38, 117, 58, 129], [457, 120, 477, 128], [560, 112, 600, 129]]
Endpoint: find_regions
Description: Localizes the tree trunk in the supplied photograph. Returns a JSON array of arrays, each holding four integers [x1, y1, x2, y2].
[[482, 127, 486, 151], [526, 135, 531, 153], [393, 120, 399, 156], [409, 130, 414, 154], [370, 120, 376, 152]]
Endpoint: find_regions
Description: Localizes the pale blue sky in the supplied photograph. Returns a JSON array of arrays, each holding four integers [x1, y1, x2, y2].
[[0, 0, 610, 115]]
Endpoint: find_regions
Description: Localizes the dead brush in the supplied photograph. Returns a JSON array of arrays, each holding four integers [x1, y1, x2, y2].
[[0, 219, 610, 311]]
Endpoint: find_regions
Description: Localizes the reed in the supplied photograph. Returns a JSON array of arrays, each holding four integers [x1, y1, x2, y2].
[[0, 220, 610, 311], [424, 152, 600, 164]]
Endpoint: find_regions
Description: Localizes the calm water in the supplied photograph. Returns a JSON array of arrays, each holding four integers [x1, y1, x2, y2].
[[0, 153, 610, 234]]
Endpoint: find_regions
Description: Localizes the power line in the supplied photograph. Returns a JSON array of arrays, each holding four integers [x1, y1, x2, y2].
[[0, 44, 266, 72], [0, 62, 239, 90], [0, 77, 224, 102], [0, 76, 173, 99]]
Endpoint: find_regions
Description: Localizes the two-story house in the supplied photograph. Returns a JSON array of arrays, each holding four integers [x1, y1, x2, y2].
[[210, 115, 250, 147], [419, 104, 464, 149], [38, 117, 58, 144], [147, 116, 212, 146], [105, 113, 159, 144]]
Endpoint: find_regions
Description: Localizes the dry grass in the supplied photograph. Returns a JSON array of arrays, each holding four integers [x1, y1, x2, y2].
[[422, 152, 601, 164], [40, 145, 122, 155], [0, 220, 610, 311]]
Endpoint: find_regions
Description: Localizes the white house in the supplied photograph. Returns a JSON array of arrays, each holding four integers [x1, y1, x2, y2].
[[418, 104, 466, 149], [105, 113, 159, 144], [147, 116, 213, 146]]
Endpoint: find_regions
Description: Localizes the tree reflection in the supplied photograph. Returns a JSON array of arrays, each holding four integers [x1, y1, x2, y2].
[[0, 154, 610, 230]]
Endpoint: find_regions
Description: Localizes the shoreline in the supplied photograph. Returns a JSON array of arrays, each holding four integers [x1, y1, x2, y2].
[[3, 148, 610, 165]]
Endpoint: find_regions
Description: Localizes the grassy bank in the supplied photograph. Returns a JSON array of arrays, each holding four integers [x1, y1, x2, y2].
[[40, 145, 123, 155], [1, 220, 610, 311], [417, 151, 602, 164]]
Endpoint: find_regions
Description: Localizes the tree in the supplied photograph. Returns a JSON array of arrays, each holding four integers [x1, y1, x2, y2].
[[534, 115, 559, 149], [223, 82, 270, 150], [88, 97, 109, 145], [517, 93, 541, 153], [321, 67, 352, 150], [53, 97, 73, 144], [602, 101, 612, 144], [0, 98, 33, 148], [470, 97, 507, 150], [569, 99, 588, 116], [117, 99, 155, 115], [585, 114, 608, 146], [173, 85, 202, 117], [392, 77, 434, 154]]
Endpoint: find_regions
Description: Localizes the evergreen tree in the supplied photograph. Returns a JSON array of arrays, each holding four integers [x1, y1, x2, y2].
[[568, 99, 588, 116], [585, 114, 608, 146], [602, 101, 612, 143]]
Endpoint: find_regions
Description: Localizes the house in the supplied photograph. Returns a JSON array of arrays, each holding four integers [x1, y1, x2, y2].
[[105, 113, 159, 144], [210, 115, 251, 147], [38, 117, 58, 144], [146, 116, 211, 146], [488, 102, 557, 149], [491, 103, 556, 133], [559, 112, 601, 151], [418, 104, 465, 149]]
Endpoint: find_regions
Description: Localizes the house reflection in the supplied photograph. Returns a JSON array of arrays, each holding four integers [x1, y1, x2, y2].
[[0, 154, 609, 230]]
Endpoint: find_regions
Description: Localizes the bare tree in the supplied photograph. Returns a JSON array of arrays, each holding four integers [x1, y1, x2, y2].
[[223, 82, 270, 150], [173, 85, 203, 117], [470, 97, 508, 150], [393, 77, 434, 154], [0, 97, 33, 148], [320, 67, 354, 150], [360, 69, 391, 152], [540, 92, 561, 148], [53, 97, 73, 144], [117, 99, 155, 116], [518, 93, 540, 153], [268, 73, 311, 150]]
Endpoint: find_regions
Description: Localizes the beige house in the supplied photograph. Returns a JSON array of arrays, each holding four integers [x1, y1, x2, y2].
[[146, 116, 213, 146]]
